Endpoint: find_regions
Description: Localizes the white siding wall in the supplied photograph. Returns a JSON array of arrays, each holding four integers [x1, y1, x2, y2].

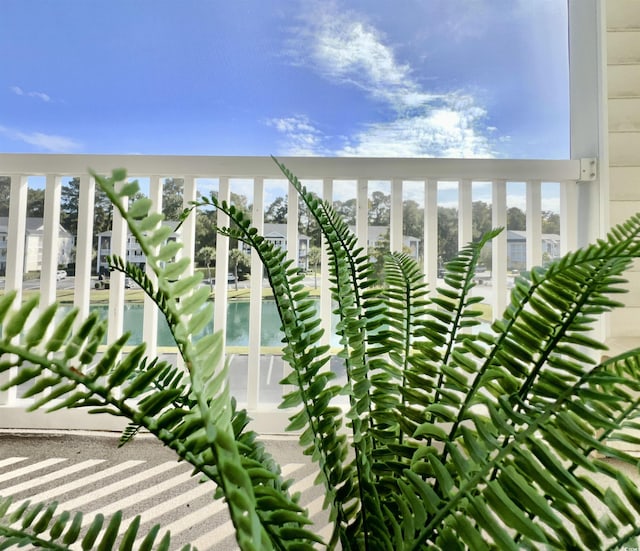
[[607, 0, 640, 343]]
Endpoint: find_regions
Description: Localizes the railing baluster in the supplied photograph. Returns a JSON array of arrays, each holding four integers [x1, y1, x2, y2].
[[390, 178, 403, 253], [321, 178, 333, 349], [526, 180, 542, 270], [458, 179, 473, 251], [143, 175, 162, 359], [6, 174, 28, 302], [181, 176, 197, 278], [214, 177, 230, 336], [424, 179, 438, 290], [492, 180, 508, 319], [247, 177, 264, 410], [74, 174, 95, 321], [107, 180, 127, 343], [41, 174, 62, 307], [287, 179, 299, 275], [356, 179, 368, 254]]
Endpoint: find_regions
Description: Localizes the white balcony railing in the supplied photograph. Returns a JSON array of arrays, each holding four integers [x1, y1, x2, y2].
[[0, 153, 591, 431]]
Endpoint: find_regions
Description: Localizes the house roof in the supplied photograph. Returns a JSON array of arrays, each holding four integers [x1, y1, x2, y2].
[[98, 219, 180, 237], [263, 223, 310, 240], [0, 217, 72, 237], [507, 230, 561, 242], [348, 225, 420, 242]]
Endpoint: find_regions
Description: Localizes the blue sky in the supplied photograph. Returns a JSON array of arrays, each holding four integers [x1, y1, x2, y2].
[[2, 0, 569, 160]]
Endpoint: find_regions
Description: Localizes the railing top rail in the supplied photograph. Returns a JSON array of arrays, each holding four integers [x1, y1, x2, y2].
[[0, 153, 582, 182]]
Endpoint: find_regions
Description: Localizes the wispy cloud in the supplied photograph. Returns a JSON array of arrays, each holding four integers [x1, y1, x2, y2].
[[0, 125, 81, 152], [10, 85, 52, 103], [266, 115, 329, 156], [278, 2, 500, 158]]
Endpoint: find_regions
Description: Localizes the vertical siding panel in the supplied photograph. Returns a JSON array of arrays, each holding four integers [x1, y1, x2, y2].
[[560, 181, 578, 256]]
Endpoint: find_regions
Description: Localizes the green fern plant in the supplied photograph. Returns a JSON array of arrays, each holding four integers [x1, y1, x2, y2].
[[1, 160, 640, 549]]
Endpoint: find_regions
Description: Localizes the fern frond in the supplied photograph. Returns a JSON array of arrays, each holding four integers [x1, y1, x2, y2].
[[188, 190, 352, 549], [0, 496, 193, 551]]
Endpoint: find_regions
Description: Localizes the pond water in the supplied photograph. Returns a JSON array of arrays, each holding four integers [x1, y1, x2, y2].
[[86, 300, 337, 348]]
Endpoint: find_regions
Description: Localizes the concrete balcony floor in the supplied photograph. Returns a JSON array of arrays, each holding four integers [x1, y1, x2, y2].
[[0, 430, 329, 550]]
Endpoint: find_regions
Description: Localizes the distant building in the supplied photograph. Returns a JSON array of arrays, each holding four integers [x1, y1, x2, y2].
[[0, 217, 74, 275], [238, 223, 311, 270], [349, 225, 421, 260], [506, 230, 561, 270], [96, 221, 179, 274]]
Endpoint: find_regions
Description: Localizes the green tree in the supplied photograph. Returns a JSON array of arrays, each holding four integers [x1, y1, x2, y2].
[[162, 178, 185, 221], [472, 201, 492, 241], [333, 198, 356, 225], [369, 191, 390, 226], [403, 199, 423, 241], [26, 188, 45, 218], [196, 246, 216, 289], [61, 177, 113, 235], [507, 206, 526, 230], [195, 209, 217, 250], [265, 196, 288, 223], [542, 210, 560, 233], [308, 246, 322, 288], [437, 206, 458, 262], [298, 194, 322, 247], [229, 248, 250, 291], [0, 176, 10, 217]]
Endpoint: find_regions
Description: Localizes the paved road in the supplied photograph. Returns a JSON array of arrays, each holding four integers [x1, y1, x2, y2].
[[0, 431, 330, 550]]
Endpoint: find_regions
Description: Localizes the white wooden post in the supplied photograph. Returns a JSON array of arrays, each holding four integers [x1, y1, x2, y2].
[[214, 177, 230, 336], [526, 180, 542, 270], [424, 179, 438, 290], [492, 180, 508, 319], [143, 175, 162, 358], [40, 174, 62, 307], [74, 174, 95, 320], [247, 178, 264, 411], [458, 180, 473, 250], [390, 178, 403, 253]]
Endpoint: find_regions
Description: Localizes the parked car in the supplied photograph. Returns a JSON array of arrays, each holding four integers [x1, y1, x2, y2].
[[56, 270, 67, 280]]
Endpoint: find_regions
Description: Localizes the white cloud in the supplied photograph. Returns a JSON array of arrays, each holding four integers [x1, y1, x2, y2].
[[10, 85, 51, 102], [281, 3, 498, 158], [339, 103, 493, 158], [0, 125, 81, 152], [266, 115, 328, 156]]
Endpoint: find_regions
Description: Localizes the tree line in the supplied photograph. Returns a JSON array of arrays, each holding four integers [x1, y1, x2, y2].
[[0, 176, 560, 273]]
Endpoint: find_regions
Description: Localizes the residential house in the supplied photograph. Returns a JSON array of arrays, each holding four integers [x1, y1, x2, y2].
[[349, 225, 421, 260], [96, 221, 179, 275], [239, 223, 311, 270], [0, 217, 74, 275], [506, 231, 561, 270]]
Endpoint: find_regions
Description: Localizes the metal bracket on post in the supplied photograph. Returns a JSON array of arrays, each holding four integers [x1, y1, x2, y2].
[[579, 157, 597, 181]]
